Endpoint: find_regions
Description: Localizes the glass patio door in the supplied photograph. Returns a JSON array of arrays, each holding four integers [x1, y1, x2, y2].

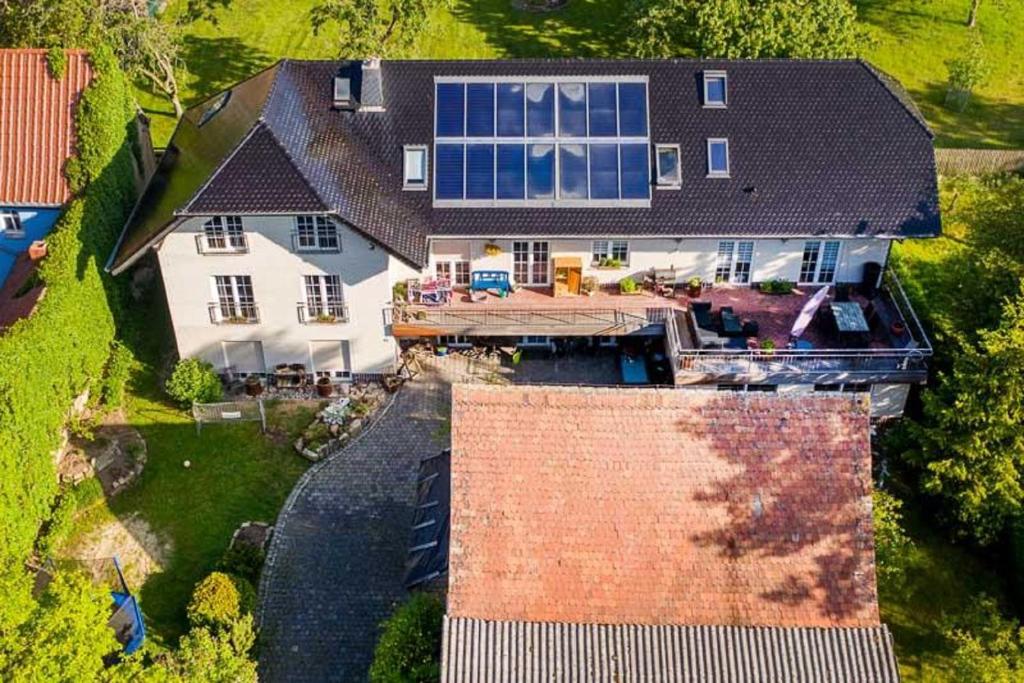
[[513, 241, 550, 285]]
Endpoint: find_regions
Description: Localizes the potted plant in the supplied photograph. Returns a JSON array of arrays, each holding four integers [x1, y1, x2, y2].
[[686, 276, 702, 298], [760, 338, 776, 357], [315, 312, 337, 323], [244, 374, 263, 397], [435, 344, 448, 357], [619, 276, 640, 295], [316, 376, 333, 398], [392, 281, 408, 303], [275, 363, 290, 373], [581, 276, 599, 296]]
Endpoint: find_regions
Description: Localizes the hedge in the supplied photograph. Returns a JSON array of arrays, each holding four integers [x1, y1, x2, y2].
[[0, 46, 137, 632]]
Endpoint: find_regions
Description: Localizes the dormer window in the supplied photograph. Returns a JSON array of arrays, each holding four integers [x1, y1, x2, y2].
[[655, 144, 681, 188], [707, 138, 730, 177], [333, 76, 352, 108], [703, 71, 727, 108], [403, 145, 428, 190]]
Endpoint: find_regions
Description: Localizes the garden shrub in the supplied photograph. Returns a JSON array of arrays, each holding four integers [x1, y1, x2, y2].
[[100, 339, 135, 410], [619, 276, 639, 294], [759, 278, 794, 295], [217, 543, 266, 586], [369, 592, 444, 683], [0, 44, 137, 633], [187, 571, 255, 632], [166, 358, 223, 406], [872, 489, 914, 589]]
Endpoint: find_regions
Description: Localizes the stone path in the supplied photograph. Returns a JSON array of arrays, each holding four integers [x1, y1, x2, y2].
[[257, 363, 451, 682]]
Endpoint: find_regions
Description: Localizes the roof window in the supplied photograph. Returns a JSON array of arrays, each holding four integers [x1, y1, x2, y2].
[[403, 145, 428, 190], [707, 138, 730, 177], [333, 76, 352, 109], [655, 145, 681, 188], [703, 71, 727, 108], [198, 90, 230, 127]]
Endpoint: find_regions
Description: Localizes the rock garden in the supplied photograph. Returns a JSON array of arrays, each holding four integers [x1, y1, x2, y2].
[[293, 382, 389, 461]]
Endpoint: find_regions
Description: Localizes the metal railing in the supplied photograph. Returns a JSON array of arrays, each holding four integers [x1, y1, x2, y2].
[[290, 229, 342, 253], [297, 302, 349, 324], [195, 233, 249, 254], [667, 271, 932, 379], [385, 306, 667, 333], [208, 302, 260, 325]]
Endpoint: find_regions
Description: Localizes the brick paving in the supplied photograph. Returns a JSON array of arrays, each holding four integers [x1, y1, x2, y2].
[[257, 362, 452, 682]]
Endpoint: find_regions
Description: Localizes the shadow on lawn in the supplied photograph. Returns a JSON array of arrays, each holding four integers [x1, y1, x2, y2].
[[448, 0, 635, 58], [181, 35, 272, 106], [913, 83, 1024, 149]]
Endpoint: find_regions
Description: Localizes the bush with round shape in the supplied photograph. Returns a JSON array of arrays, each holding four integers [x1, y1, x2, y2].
[[187, 571, 255, 632], [166, 358, 222, 406], [369, 592, 444, 683]]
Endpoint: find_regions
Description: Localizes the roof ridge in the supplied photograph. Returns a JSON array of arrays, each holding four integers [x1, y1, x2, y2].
[[857, 59, 934, 140]]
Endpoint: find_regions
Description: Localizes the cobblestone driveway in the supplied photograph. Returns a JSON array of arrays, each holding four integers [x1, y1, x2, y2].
[[257, 365, 450, 682]]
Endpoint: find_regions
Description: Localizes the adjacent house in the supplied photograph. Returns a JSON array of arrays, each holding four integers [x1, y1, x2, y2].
[[0, 49, 92, 326], [434, 384, 898, 681], [108, 59, 938, 414]]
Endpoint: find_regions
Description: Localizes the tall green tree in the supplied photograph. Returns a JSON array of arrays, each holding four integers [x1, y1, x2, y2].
[[310, 0, 440, 58], [627, 0, 860, 59]]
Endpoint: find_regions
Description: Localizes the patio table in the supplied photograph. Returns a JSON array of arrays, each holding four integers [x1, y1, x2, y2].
[[831, 302, 870, 333]]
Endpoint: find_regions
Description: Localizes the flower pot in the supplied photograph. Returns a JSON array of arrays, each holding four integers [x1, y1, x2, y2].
[[316, 379, 333, 397], [890, 320, 907, 336], [435, 345, 448, 357], [28, 241, 47, 260], [244, 376, 263, 396]]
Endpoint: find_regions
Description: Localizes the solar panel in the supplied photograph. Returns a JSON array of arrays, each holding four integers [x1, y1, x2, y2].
[[558, 83, 587, 137], [497, 144, 526, 199], [620, 144, 650, 199], [466, 83, 494, 137], [617, 82, 648, 137], [526, 83, 554, 137], [466, 144, 495, 199], [559, 144, 588, 199], [588, 83, 617, 137], [589, 144, 619, 199], [436, 83, 465, 137], [527, 144, 555, 199], [435, 143, 464, 199], [496, 84, 525, 137]]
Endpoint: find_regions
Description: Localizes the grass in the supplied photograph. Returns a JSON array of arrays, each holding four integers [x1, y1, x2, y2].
[[60, 293, 315, 647], [143, 0, 1023, 147]]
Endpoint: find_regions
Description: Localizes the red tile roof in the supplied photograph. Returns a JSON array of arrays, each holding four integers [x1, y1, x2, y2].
[[0, 49, 92, 206], [449, 385, 879, 628]]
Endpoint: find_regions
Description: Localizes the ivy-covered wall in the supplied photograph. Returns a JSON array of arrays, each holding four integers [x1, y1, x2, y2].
[[0, 46, 138, 631]]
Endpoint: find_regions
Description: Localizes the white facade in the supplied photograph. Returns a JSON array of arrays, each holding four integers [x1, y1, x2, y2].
[[157, 215, 416, 377], [426, 236, 891, 286]]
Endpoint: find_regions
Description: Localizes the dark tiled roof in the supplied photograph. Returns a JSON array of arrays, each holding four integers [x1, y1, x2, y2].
[[110, 58, 939, 272], [441, 618, 901, 683]]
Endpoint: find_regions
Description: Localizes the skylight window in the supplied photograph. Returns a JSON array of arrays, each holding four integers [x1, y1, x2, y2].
[[707, 138, 730, 177], [432, 77, 651, 206], [198, 90, 230, 127], [333, 76, 351, 107], [703, 71, 727, 108], [403, 145, 428, 190], [655, 144, 681, 188]]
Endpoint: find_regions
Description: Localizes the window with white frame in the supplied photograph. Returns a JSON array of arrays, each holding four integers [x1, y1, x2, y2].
[[303, 274, 346, 321], [513, 241, 549, 285], [0, 211, 24, 236], [703, 71, 727, 107], [434, 260, 471, 286], [213, 275, 257, 322], [799, 240, 841, 283], [655, 145, 681, 188], [592, 240, 629, 266], [707, 138, 729, 177], [295, 215, 340, 251], [403, 145, 428, 190], [714, 240, 754, 284], [454, 260, 470, 286], [202, 216, 245, 251]]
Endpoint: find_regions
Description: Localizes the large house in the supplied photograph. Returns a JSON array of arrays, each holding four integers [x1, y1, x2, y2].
[[108, 59, 938, 415], [1, 49, 92, 326], [430, 384, 898, 681]]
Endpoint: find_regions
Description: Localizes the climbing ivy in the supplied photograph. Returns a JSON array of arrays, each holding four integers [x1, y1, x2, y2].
[[0, 45, 138, 635]]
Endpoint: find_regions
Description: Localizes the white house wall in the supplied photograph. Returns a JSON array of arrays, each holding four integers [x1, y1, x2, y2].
[[426, 237, 891, 285], [157, 215, 403, 376]]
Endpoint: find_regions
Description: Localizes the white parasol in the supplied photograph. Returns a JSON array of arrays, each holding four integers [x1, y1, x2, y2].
[[789, 286, 830, 339]]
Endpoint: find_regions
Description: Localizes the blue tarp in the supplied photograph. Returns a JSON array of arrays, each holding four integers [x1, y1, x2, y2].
[[620, 355, 649, 384]]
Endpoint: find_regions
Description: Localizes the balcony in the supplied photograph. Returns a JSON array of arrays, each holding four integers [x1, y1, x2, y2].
[[297, 302, 349, 324], [664, 271, 931, 385], [195, 233, 249, 254], [386, 285, 680, 337], [208, 302, 260, 325]]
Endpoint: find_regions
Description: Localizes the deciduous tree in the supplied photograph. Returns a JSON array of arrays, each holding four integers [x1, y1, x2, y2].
[[310, 0, 439, 58]]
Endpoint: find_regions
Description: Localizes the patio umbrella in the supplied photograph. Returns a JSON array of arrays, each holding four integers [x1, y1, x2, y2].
[[789, 286, 830, 340]]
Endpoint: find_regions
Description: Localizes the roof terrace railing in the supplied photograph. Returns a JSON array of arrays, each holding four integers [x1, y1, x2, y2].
[[385, 306, 668, 333]]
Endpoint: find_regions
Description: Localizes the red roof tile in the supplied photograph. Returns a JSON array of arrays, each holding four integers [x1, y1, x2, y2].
[[449, 385, 879, 629], [0, 49, 92, 206]]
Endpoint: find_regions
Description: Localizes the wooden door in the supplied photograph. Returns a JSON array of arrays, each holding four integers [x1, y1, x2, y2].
[[567, 268, 581, 295]]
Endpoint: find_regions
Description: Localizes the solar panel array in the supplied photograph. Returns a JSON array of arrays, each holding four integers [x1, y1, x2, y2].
[[434, 79, 651, 205]]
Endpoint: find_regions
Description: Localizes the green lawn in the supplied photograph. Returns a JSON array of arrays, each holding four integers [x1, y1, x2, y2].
[[142, 0, 1024, 147], [61, 295, 314, 647]]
